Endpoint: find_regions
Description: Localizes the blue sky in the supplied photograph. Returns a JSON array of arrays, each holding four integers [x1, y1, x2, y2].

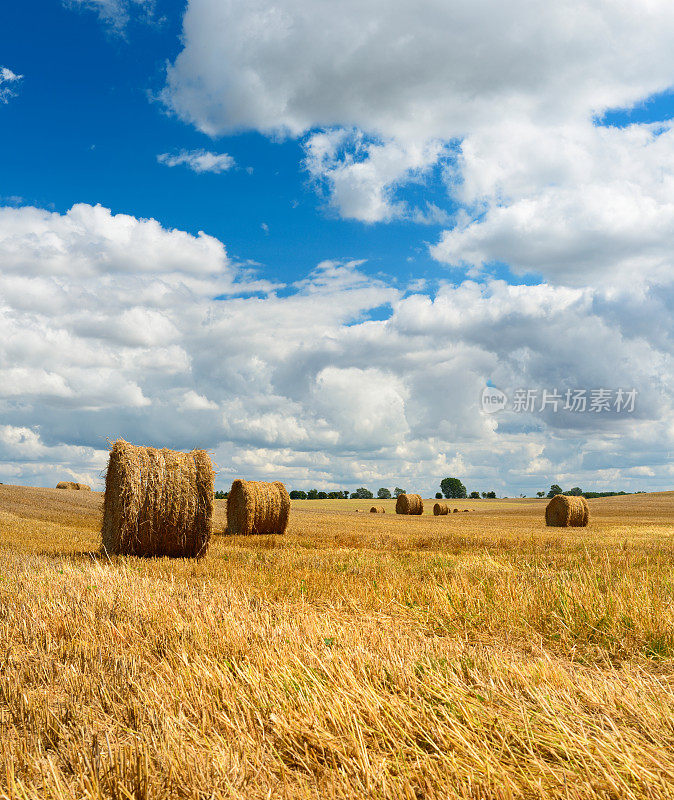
[[0, 0, 673, 496], [0, 0, 457, 287]]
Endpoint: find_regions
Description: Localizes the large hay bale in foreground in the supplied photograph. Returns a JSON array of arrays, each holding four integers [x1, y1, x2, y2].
[[433, 502, 449, 516], [395, 493, 423, 515], [101, 440, 213, 558], [370, 506, 385, 513], [545, 494, 589, 527], [227, 479, 290, 535]]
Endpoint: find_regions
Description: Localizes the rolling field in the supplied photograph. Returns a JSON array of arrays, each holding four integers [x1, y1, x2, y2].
[[0, 485, 673, 798]]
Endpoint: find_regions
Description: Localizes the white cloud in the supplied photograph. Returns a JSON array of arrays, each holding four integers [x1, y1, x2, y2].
[[431, 120, 674, 286], [304, 130, 446, 223], [0, 67, 22, 104], [0, 203, 671, 494], [64, 0, 153, 31], [161, 0, 674, 273], [157, 149, 235, 174], [0, 203, 234, 283], [178, 390, 218, 411], [163, 0, 674, 139]]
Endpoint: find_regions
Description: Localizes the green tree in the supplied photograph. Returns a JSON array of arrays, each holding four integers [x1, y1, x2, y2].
[[307, 489, 319, 500], [469, 491, 480, 499], [440, 477, 467, 499], [289, 490, 307, 499], [435, 492, 442, 499], [547, 484, 563, 498], [377, 487, 392, 499], [485, 491, 496, 499], [393, 487, 406, 498], [352, 487, 374, 499], [565, 486, 583, 496], [536, 491, 545, 498]]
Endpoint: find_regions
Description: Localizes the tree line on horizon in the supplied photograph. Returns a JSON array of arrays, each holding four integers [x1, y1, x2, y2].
[[214, 477, 638, 501]]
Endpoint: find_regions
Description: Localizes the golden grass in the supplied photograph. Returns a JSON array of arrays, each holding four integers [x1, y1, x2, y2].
[[0, 485, 673, 798]]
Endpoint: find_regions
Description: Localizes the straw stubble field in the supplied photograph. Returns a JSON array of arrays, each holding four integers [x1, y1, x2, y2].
[[0, 485, 673, 798]]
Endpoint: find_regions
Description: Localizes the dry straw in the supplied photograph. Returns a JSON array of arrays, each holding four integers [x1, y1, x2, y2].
[[226, 479, 290, 535], [101, 439, 213, 558], [370, 506, 385, 513], [545, 494, 589, 527], [395, 493, 423, 515], [433, 502, 449, 516]]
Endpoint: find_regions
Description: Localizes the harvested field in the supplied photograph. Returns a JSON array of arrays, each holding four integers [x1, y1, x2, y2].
[[0, 484, 673, 798]]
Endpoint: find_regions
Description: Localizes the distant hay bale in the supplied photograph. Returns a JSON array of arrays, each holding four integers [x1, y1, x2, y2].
[[226, 479, 290, 535], [395, 493, 423, 515], [370, 506, 385, 513], [545, 494, 589, 527], [453, 508, 459, 513], [101, 439, 213, 558], [57, 481, 92, 490], [433, 502, 449, 516]]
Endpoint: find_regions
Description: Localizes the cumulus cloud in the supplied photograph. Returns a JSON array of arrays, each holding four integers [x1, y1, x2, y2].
[[432, 120, 674, 286], [163, 0, 674, 139], [161, 0, 674, 274], [157, 149, 235, 174], [0, 67, 22, 104], [0, 203, 671, 494], [304, 131, 446, 223]]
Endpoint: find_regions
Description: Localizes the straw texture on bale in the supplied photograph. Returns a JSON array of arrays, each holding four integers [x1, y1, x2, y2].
[[226, 479, 290, 535], [545, 494, 589, 527], [75, 483, 91, 491], [433, 502, 449, 516], [101, 439, 213, 558], [395, 493, 423, 515], [370, 506, 385, 513]]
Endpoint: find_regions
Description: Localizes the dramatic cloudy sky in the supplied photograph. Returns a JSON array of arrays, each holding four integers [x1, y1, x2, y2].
[[0, 0, 673, 495]]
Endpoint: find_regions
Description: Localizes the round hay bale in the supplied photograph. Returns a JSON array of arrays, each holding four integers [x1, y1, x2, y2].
[[101, 439, 213, 558], [227, 479, 290, 535], [395, 493, 423, 515], [545, 494, 589, 527], [433, 502, 449, 516], [370, 506, 385, 513], [56, 481, 78, 490], [453, 508, 459, 513], [75, 483, 92, 491]]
